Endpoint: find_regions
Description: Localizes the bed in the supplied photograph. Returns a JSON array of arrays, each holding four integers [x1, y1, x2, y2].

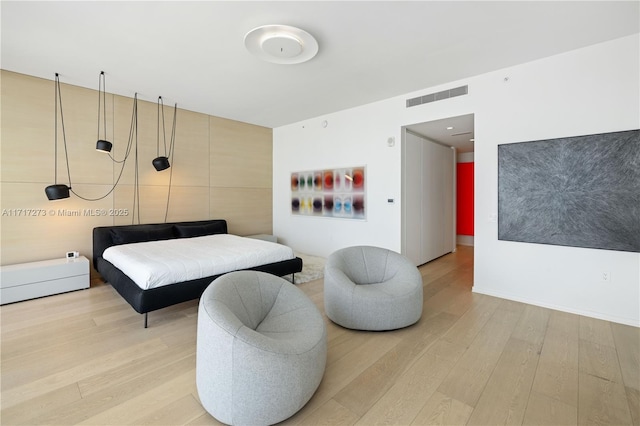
[[93, 219, 303, 327]]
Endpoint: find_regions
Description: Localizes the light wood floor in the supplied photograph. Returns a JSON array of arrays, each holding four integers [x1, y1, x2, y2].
[[1, 246, 638, 425]]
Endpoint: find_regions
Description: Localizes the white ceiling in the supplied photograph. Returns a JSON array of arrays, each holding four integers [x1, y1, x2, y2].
[[407, 113, 475, 153], [2, 1, 639, 137]]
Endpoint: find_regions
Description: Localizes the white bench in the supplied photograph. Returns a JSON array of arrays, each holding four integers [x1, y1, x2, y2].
[[0, 256, 90, 305]]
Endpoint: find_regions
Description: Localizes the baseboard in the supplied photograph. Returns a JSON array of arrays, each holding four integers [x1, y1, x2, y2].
[[456, 235, 474, 246], [472, 286, 640, 328]]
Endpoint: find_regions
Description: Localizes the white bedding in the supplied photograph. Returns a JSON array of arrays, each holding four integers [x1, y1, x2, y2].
[[102, 234, 295, 290]]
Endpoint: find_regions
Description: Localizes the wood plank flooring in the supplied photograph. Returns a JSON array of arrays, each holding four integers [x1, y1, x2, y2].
[[1, 245, 638, 425]]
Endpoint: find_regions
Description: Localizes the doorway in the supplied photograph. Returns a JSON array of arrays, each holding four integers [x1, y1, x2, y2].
[[401, 114, 475, 265]]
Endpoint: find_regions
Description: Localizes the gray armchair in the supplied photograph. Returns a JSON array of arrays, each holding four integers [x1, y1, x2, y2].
[[324, 246, 423, 330], [196, 271, 326, 425]]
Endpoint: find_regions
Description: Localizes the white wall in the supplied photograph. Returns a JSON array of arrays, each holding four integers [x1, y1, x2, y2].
[[274, 34, 640, 326], [457, 152, 474, 163], [273, 101, 405, 257]]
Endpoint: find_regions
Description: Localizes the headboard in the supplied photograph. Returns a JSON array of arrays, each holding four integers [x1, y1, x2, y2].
[[92, 219, 228, 269]]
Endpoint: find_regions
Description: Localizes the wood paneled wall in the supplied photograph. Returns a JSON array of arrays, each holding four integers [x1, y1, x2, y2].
[[0, 70, 273, 268]]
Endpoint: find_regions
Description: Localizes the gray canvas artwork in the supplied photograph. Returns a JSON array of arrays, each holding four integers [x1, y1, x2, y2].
[[498, 129, 640, 253]]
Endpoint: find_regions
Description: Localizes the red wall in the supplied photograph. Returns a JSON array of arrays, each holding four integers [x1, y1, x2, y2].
[[456, 162, 474, 235]]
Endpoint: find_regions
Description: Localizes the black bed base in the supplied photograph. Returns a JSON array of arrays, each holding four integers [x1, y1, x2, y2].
[[92, 219, 303, 328], [97, 256, 302, 322]]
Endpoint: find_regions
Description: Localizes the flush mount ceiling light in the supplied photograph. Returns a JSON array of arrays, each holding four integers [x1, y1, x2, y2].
[[244, 24, 318, 64]]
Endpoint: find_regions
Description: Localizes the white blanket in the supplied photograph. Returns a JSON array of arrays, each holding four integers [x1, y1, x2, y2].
[[103, 234, 295, 290]]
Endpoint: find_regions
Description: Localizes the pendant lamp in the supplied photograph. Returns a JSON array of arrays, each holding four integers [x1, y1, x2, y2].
[[45, 73, 71, 200], [45, 184, 70, 200], [153, 97, 177, 171], [96, 139, 112, 153], [152, 156, 170, 171], [45, 73, 140, 204], [95, 71, 113, 153]]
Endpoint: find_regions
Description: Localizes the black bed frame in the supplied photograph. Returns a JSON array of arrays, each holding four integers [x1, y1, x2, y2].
[[93, 219, 303, 327]]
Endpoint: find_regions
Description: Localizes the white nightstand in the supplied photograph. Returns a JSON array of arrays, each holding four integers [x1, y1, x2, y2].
[[0, 256, 90, 305]]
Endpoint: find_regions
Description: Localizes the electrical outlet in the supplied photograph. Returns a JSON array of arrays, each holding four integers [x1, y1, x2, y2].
[[601, 271, 611, 283]]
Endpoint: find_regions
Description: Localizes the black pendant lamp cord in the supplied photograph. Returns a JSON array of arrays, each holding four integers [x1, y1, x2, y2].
[[54, 74, 58, 185], [96, 71, 107, 143], [50, 72, 155, 223], [71, 93, 138, 202], [163, 103, 178, 222], [157, 97, 169, 157], [97, 71, 127, 164], [168, 103, 177, 158], [98, 71, 127, 163], [133, 96, 141, 224], [55, 74, 73, 188], [157, 98, 160, 157]]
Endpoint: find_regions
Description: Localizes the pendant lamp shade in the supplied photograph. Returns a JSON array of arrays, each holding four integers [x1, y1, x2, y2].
[[45, 184, 70, 200], [96, 139, 112, 153], [95, 72, 113, 153], [152, 156, 170, 171]]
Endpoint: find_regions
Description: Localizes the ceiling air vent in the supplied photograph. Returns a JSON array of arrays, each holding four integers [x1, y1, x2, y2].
[[406, 85, 468, 108]]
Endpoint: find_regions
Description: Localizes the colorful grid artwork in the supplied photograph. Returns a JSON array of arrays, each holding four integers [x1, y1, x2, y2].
[[291, 167, 365, 219]]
